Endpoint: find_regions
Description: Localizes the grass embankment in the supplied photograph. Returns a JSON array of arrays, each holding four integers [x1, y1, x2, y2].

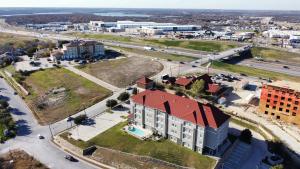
[[71, 33, 133, 42], [72, 32, 239, 52], [114, 46, 198, 62], [82, 122, 215, 169], [23, 68, 112, 124], [251, 47, 300, 63], [211, 61, 300, 82], [145, 39, 239, 52]]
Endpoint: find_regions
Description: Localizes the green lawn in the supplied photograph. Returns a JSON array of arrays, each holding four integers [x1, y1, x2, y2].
[[251, 47, 300, 63], [113, 46, 198, 62], [71, 32, 239, 52], [72, 33, 133, 43], [85, 122, 215, 169], [23, 68, 112, 124], [145, 39, 239, 52], [211, 61, 300, 82]]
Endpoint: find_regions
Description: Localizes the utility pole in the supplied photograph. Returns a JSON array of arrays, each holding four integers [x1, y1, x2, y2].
[[48, 124, 53, 139]]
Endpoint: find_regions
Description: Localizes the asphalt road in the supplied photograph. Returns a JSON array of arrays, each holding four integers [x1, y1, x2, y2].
[[0, 78, 97, 169], [237, 59, 300, 77]]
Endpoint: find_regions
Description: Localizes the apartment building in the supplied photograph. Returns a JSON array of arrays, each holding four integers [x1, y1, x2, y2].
[[131, 90, 230, 155], [60, 40, 105, 60], [259, 81, 300, 126]]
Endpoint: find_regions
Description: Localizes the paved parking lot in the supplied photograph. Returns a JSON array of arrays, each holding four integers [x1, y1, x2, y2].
[[15, 56, 55, 71], [70, 111, 127, 141]]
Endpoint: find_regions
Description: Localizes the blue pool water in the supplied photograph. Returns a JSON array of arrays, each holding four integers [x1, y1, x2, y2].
[[128, 127, 146, 137]]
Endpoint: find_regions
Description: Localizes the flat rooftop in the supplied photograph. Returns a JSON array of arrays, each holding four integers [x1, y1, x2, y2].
[[268, 80, 300, 91]]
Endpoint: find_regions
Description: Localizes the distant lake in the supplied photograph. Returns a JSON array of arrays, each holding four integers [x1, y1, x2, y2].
[[1, 12, 73, 17], [94, 12, 151, 17]]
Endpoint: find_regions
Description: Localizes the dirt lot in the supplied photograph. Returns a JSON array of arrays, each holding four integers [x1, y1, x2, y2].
[[78, 57, 163, 88], [23, 68, 112, 125], [91, 147, 182, 169], [0, 150, 48, 169]]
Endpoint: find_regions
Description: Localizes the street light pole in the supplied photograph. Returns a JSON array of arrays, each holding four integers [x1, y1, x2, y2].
[[48, 124, 53, 139]]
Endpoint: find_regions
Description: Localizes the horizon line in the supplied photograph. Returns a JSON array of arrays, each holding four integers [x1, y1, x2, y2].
[[0, 7, 300, 12]]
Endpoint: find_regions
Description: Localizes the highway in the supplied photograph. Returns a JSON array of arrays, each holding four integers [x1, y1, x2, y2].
[[237, 59, 300, 77], [0, 27, 250, 62]]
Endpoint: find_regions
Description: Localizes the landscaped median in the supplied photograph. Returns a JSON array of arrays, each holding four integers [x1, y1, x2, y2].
[[112, 46, 198, 62], [70, 32, 240, 52], [59, 122, 216, 169]]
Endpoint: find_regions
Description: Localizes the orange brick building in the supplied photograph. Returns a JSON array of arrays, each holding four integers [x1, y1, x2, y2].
[[259, 81, 300, 126]]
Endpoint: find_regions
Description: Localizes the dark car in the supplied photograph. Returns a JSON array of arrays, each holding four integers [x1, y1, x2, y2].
[[240, 73, 247, 77], [192, 65, 197, 68], [65, 155, 78, 162], [283, 66, 289, 69], [179, 62, 185, 64]]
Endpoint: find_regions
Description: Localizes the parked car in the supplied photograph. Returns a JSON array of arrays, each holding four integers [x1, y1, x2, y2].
[[65, 155, 78, 162], [192, 65, 197, 68], [283, 66, 289, 69], [37, 134, 44, 139], [179, 62, 185, 64], [240, 73, 247, 77]]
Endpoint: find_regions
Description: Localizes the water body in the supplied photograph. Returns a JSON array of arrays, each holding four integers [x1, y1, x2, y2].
[[94, 12, 151, 17], [1, 12, 73, 17]]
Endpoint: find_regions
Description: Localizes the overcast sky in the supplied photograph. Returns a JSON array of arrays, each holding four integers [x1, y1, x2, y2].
[[0, 0, 299, 10]]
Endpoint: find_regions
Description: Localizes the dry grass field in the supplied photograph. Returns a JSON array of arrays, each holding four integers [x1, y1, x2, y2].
[[78, 57, 163, 88]]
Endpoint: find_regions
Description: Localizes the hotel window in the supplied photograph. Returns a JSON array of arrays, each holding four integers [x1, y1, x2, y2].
[[292, 112, 297, 116], [274, 101, 278, 104], [271, 113, 275, 116], [286, 109, 290, 113], [266, 104, 270, 108], [279, 108, 283, 111], [272, 106, 276, 110], [287, 104, 291, 108], [281, 97, 285, 100], [267, 99, 270, 103], [295, 101, 299, 105], [274, 95, 279, 99], [294, 107, 298, 111], [288, 98, 292, 102], [280, 102, 284, 106], [265, 111, 268, 115], [268, 94, 272, 97]]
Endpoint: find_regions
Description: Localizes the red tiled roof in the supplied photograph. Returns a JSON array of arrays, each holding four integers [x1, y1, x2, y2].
[[131, 90, 230, 129], [207, 83, 221, 93], [137, 77, 153, 85], [175, 77, 193, 87]]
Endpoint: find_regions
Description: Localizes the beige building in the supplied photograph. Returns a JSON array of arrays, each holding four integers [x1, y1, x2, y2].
[[54, 40, 105, 60]]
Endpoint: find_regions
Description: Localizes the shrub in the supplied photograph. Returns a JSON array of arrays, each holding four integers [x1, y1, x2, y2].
[[74, 114, 87, 125], [0, 99, 9, 109], [239, 129, 252, 144], [106, 99, 118, 108], [117, 92, 130, 102], [190, 79, 205, 97]]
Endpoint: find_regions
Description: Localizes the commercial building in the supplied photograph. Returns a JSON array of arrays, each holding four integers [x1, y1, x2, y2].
[[52, 40, 105, 60], [90, 20, 199, 33], [131, 90, 230, 155], [259, 81, 300, 126]]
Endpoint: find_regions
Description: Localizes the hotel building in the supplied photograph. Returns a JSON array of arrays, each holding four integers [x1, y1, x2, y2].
[[131, 90, 230, 155], [60, 40, 105, 60]]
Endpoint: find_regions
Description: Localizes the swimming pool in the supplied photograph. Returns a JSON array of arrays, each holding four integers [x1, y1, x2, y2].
[[127, 127, 146, 137]]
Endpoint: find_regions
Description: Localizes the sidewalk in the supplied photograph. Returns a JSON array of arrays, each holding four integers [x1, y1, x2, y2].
[[64, 65, 121, 92]]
